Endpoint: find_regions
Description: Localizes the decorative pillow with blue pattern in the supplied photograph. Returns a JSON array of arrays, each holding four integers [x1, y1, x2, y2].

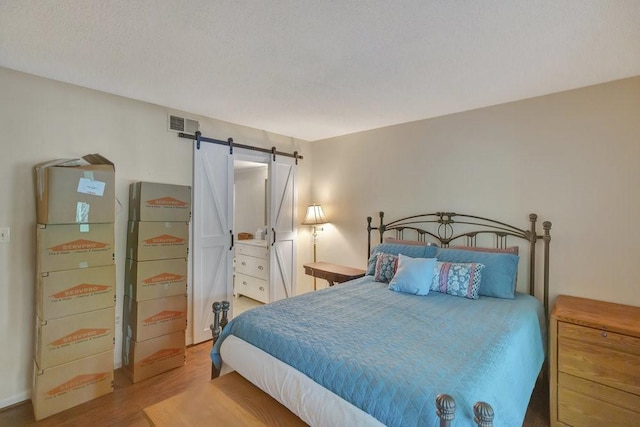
[[430, 261, 485, 300], [374, 253, 398, 283]]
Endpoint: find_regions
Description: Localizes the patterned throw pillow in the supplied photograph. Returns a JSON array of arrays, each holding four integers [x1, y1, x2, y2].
[[374, 253, 398, 283], [430, 261, 485, 300]]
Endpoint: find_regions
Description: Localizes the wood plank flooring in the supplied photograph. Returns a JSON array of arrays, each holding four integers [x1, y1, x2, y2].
[[0, 341, 550, 426]]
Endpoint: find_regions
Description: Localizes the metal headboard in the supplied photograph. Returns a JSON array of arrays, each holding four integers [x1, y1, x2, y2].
[[367, 211, 552, 316]]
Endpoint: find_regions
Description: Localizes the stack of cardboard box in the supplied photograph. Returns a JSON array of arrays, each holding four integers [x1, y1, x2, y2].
[[122, 182, 191, 383], [32, 154, 116, 421]]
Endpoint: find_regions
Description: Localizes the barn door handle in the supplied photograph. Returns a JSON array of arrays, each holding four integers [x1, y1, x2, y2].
[[272, 228, 276, 246], [230, 230, 234, 250]]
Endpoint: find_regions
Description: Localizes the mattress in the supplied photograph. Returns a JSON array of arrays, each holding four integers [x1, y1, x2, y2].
[[212, 276, 546, 426], [220, 335, 384, 426]]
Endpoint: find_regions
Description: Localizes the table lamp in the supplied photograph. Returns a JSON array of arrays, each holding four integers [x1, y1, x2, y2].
[[302, 204, 328, 289]]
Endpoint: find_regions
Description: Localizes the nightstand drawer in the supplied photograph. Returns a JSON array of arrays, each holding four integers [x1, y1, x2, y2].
[[559, 322, 640, 354], [236, 254, 269, 280], [236, 244, 268, 259], [558, 322, 640, 395], [235, 273, 268, 304], [558, 373, 640, 427]]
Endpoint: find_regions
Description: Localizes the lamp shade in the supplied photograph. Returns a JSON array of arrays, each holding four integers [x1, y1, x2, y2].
[[302, 204, 328, 225]]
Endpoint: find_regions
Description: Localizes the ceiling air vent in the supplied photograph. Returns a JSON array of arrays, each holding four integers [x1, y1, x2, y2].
[[168, 113, 199, 134]]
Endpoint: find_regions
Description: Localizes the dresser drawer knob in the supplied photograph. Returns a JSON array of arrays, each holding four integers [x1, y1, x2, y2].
[[241, 261, 247, 266], [259, 286, 265, 291], [601, 332, 608, 337], [242, 281, 247, 286], [258, 265, 264, 270]]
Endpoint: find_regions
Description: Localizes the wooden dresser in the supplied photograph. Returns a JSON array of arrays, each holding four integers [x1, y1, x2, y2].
[[550, 295, 640, 426], [235, 240, 269, 304]]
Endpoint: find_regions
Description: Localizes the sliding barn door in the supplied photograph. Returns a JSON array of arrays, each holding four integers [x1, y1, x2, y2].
[[192, 142, 233, 344], [269, 156, 298, 301]]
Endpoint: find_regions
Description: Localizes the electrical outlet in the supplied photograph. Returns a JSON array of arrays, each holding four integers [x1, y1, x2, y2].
[[0, 227, 9, 243]]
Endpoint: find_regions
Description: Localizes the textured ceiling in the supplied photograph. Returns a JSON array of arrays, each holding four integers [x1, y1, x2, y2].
[[1, 1, 640, 141]]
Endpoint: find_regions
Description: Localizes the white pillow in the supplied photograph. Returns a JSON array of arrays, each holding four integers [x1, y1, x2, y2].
[[388, 254, 437, 296]]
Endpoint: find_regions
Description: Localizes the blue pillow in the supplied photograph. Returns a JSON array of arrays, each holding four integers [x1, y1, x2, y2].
[[435, 248, 519, 299], [366, 243, 438, 275], [388, 254, 437, 295]]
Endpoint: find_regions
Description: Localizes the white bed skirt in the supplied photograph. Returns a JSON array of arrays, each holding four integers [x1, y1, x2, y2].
[[220, 335, 384, 427]]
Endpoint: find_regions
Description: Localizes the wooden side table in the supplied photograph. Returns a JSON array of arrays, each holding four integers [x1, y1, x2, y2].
[[550, 295, 640, 426], [303, 262, 366, 288]]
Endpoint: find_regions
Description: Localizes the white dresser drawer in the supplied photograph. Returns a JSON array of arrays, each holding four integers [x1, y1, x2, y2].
[[236, 254, 268, 280], [236, 243, 268, 259], [235, 273, 269, 304]]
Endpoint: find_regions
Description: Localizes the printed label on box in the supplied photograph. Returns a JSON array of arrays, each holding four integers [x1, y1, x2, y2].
[[45, 372, 110, 398], [48, 239, 110, 254], [143, 234, 185, 246], [50, 284, 111, 301], [145, 197, 188, 208], [77, 177, 105, 196], [143, 310, 184, 325], [139, 348, 184, 366], [48, 328, 111, 348]]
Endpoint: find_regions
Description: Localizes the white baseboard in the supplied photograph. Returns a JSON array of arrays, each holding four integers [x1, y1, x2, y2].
[[0, 390, 30, 411]]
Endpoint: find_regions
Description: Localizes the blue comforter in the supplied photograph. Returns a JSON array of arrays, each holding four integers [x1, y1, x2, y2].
[[212, 276, 545, 426]]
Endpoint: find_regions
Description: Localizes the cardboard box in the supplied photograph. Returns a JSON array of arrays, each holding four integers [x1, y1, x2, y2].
[[35, 307, 115, 369], [32, 350, 113, 421], [35, 154, 115, 224], [37, 223, 114, 273], [129, 181, 191, 222], [123, 331, 185, 383], [125, 258, 188, 301], [37, 265, 115, 321], [126, 221, 189, 261], [123, 295, 187, 341]]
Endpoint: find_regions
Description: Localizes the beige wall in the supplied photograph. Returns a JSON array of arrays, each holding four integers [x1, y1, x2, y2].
[[309, 76, 640, 310], [0, 67, 312, 408]]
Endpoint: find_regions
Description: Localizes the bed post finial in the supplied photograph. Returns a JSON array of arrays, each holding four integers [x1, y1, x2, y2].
[[473, 401, 494, 427], [528, 213, 538, 296], [367, 216, 373, 259], [378, 211, 385, 244], [436, 394, 456, 427], [211, 302, 222, 343], [220, 301, 230, 330], [543, 221, 552, 321]]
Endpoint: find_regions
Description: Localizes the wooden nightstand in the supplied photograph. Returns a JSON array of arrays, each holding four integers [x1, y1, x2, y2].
[[550, 295, 640, 426], [303, 262, 365, 288]]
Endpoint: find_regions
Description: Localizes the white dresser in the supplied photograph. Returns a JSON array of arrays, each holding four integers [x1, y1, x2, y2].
[[234, 239, 269, 304]]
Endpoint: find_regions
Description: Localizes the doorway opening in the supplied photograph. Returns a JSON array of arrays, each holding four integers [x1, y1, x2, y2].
[[233, 159, 268, 316]]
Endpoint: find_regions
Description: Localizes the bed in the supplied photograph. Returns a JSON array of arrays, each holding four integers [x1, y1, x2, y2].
[[210, 211, 552, 427]]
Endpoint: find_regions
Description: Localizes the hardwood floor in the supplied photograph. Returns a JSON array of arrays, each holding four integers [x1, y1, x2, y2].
[[0, 341, 550, 426], [0, 342, 213, 427]]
